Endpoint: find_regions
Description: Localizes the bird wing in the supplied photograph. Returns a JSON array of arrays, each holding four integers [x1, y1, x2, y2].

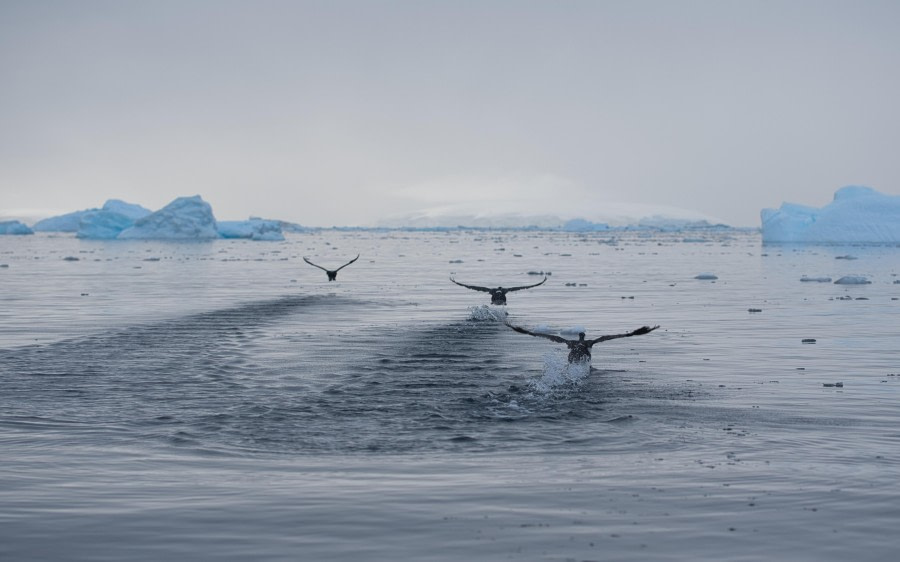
[[505, 276, 547, 292], [450, 277, 492, 293], [335, 254, 360, 272], [589, 325, 659, 345], [303, 257, 329, 272], [506, 323, 567, 343]]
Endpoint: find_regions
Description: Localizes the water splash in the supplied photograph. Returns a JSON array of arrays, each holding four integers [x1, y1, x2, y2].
[[527, 351, 591, 395], [559, 325, 587, 336], [467, 305, 508, 322]]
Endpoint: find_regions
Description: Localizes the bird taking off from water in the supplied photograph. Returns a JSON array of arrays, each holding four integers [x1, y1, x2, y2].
[[303, 254, 359, 281], [450, 276, 547, 305], [506, 323, 659, 364]]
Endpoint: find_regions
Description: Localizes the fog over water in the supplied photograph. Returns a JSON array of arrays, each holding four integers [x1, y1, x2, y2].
[[3, 1, 900, 226]]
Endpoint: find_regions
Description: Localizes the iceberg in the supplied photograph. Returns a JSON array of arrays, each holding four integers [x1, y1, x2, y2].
[[77, 210, 137, 240], [100, 199, 152, 221], [76, 200, 154, 240], [32, 199, 151, 233], [32, 209, 93, 232], [0, 220, 34, 235], [761, 186, 900, 244], [218, 219, 285, 241], [20, 196, 287, 241], [118, 196, 219, 240]]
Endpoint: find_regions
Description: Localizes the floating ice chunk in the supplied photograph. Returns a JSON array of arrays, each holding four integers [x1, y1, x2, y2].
[[694, 273, 718, 280], [218, 219, 285, 241], [800, 276, 832, 283], [0, 220, 34, 235], [834, 275, 871, 285], [761, 186, 900, 244], [118, 196, 218, 240]]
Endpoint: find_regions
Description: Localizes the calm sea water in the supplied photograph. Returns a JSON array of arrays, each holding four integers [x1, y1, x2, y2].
[[2, 230, 899, 561]]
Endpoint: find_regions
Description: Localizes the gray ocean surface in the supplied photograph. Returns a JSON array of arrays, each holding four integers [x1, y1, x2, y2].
[[1, 230, 899, 561]]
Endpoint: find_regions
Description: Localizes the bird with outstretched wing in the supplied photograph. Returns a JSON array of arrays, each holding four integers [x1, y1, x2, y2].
[[588, 325, 659, 344], [506, 323, 567, 343], [449, 275, 547, 305], [506, 322, 660, 364], [503, 277, 548, 292], [449, 277, 492, 293], [303, 254, 359, 281]]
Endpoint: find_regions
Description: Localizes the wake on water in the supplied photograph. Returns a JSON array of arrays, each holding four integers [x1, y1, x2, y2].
[[463, 305, 589, 396], [486, 351, 593, 418]]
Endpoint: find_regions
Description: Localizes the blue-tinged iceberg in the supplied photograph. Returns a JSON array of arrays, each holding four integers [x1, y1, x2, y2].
[[100, 199, 153, 221], [77, 210, 138, 239], [761, 186, 900, 244], [32, 209, 92, 232], [218, 219, 285, 241], [0, 220, 34, 235], [118, 196, 219, 240], [76, 200, 154, 239], [33, 200, 151, 233]]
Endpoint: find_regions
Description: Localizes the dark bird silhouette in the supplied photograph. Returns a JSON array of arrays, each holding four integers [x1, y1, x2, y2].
[[450, 276, 547, 305], [303, 254, 359, 281], [506, 323, 659, 363]]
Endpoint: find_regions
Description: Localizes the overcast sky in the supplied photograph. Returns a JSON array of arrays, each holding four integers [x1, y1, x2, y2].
[[2, 0, 898, 226]]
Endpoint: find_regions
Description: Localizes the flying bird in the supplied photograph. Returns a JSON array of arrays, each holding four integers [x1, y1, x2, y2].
[[450, 276, 547, 305], [303, 254, 359, 281], [506, 323, 659, 364]]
